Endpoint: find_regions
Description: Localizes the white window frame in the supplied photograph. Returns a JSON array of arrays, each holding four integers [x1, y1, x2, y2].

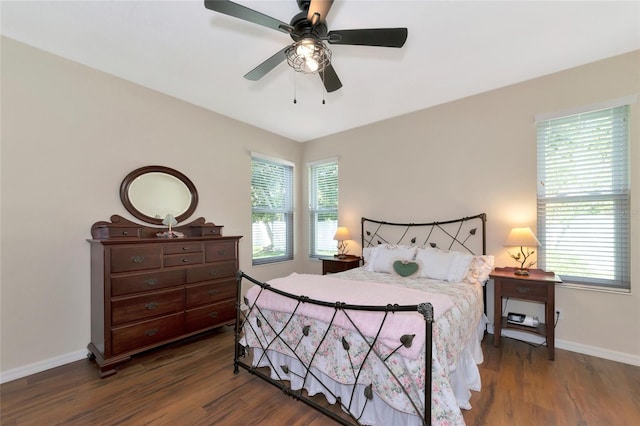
[[251, 154, 294, 265], [535, 97, 634, 290], [308, 158, 339, 259]]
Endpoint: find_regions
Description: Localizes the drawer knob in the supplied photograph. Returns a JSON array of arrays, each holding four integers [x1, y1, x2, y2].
[[144, 302, 158, 310], [131, 256, 145, 264], [182, 258, 189, 263], [218, 249, 226, 255], [145, 328, 158, 336], [208, 289, 218, 296], [208, 312, 218, 318], [122, 231, 128, 236], [516, 286, 530, 294], [209, 269, 218, 277], [144, 278, 158, 286], [182, 247, 188, 251]]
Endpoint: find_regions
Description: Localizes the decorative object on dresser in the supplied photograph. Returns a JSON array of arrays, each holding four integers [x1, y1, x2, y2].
[[504, 227, 541, 276], [490, 266, 562, 360], [87, 166, 242, 377], [320, 254, 361, 275]]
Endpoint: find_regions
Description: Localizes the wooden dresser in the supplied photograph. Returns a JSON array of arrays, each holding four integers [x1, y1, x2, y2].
[[88, 215, 242, 377]]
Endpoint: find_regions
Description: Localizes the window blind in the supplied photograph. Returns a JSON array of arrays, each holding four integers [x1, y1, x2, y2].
[[251, 156, 294, 265], [309, 161, 338, 258], [536, 105, 630, 289]]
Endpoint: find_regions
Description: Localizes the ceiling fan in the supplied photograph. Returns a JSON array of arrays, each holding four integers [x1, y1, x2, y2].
[[204, 0, 408, 93]]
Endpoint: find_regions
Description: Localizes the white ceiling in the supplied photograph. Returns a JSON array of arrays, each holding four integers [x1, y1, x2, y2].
[[2, 1, 639, 142]]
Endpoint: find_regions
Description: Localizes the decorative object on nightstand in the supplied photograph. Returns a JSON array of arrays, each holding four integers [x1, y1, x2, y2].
[[333, 226, 351, 259], [504, 227, 540, 276], [490, 267, 562, 360], [321, 255, 361, 275]]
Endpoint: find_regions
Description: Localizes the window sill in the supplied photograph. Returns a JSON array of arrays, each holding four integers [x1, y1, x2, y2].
[[557, 282, 631, 295]]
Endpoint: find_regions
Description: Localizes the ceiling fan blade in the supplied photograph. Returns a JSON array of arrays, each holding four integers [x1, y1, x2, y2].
[[307, 0, 334, 25], [244, 46, 289, 81], [326, 28, 408, 47], [204, 0, 292, 34], [319, 64, 342, 93]]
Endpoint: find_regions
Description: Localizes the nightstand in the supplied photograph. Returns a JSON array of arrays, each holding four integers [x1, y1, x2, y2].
[[321, 255, 362, 275], [490, 267, 562, 360]]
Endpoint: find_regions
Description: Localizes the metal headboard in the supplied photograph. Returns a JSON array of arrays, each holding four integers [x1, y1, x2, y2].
[[361, 213, 487, 255]]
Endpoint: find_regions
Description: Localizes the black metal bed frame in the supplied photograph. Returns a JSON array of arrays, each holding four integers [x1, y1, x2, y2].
[[233, 214, 487, 426]]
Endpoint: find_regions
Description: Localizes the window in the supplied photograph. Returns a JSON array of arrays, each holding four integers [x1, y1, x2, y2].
[[536, 103, 631, 289], [251, 155, 294, 265], [308, 160, 338, 258]]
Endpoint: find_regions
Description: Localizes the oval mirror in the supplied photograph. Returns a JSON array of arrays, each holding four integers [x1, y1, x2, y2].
[[120, 165, 198, 225]]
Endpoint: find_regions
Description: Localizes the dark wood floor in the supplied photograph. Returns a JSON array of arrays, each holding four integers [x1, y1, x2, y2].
[[2, 327, 639, 425]]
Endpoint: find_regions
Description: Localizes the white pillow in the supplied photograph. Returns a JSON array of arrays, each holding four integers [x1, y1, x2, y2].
[[371, 245, 417, 274], [363, 246, 380, 272], [415, 248, 455, 280], [448, 253, 473, 282]]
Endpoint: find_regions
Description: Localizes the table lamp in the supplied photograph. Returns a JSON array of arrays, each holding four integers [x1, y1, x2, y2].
[[504, 227, 540, 276], [333, 227, 351, 259]]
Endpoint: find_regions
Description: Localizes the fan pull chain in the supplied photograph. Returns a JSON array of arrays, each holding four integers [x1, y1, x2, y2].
[[293, 71, 297, 104], [321, 70, 326, 104]]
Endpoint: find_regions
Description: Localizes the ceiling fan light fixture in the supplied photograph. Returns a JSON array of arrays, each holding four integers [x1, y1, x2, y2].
[[286, 39, 331, 74]]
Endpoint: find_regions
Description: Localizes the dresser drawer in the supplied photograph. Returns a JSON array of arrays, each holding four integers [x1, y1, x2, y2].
[[111, 269, 184, 296], [163, 242, 203, 255], [185, 300, 235, 333], [111, 288, 185, 326], [205, 241, 237, 262], [186, 261, 237, 283], [163, 252, 204, 268], [500, 279, 548, 301], [186, 278, 236, 308], [111, 312, 184, 355], [107, 227, 140, 239], [111, 245, 162, 273]]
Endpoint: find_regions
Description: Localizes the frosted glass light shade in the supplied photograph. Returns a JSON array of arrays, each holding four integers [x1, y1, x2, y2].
[[504, 227, 540, 247]]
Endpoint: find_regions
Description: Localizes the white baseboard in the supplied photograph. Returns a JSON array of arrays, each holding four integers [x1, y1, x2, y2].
[[486, 324, 640, 367], [0, 349, 88, 384]]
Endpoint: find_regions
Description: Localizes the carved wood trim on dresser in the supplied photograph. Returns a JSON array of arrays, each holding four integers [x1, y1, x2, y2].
[[88, 215, 242, 377]]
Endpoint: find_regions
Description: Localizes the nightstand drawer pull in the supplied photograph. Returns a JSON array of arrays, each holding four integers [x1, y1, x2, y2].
[[145, 328, 158, 336], [182, 258, 190, 263], [209, 269, 218, 277], [144, 278, 158, 286], [516, 286, 530, 294], [122, 231, 129, 236], [131, 256, 145, 264], [208, 289, 218, 296], [218, 249, 226, 255], [208, 312, 218, 318], [144, 302, 158, 310]]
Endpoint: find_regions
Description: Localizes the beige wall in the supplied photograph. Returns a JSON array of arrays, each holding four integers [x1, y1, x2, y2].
[[2, 36, 638, 378], [301, 50, 640, 363], [0, 37, 303, 376]]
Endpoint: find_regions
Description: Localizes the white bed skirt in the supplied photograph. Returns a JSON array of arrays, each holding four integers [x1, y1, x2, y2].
[[249, 314, 487, 426]]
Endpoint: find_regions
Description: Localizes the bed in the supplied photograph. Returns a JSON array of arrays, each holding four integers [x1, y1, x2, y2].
[[233, 214, 493, 425]]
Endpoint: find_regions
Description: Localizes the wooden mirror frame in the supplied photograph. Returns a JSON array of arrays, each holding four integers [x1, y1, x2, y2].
[[119, 165, 198, 225]]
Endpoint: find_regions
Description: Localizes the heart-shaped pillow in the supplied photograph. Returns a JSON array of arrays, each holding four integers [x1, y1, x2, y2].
[[393, 260, 419, 277]]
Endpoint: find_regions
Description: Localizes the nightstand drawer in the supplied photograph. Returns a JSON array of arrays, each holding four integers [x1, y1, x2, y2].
[[500, 279, 548, 301]]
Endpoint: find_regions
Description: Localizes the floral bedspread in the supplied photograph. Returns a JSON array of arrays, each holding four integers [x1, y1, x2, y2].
[[241, 268, 484, 425]]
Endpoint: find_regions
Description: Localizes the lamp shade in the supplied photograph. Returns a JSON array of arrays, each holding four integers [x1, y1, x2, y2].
[[162, 214, 178, 227], [333, 227, 351, 241], [504, 227, 540, 247]]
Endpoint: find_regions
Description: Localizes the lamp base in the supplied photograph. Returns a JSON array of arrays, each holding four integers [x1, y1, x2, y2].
[[514, 269, 530, 276]]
